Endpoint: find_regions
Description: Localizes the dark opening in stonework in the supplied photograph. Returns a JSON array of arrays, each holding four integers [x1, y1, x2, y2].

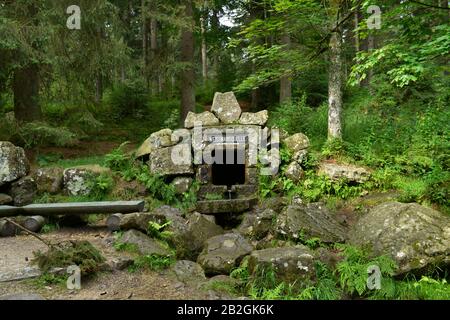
[[211, 148, 245, 187]]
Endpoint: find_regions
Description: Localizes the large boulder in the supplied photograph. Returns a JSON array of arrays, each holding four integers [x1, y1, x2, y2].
[[211, 92, 242, 124], [33, 167, 64, 194], [318, 162, 370, 183], [237, 209, 276, 240], [0, 141, 29, 187], [197, 233, 253, 275], [172, 260, 206, 283], [63, 165, 110, 196], [120, 229, 171, 256], [9, 176, 37, 206], [165, 211, 224, 260], [276, 204, 347, 243], [247, 246, 316, 283], [282, 133, 309, 154], [348, 202, 450, 275], [184, 111, 219, 128], [238, 111, 268, 126], [135, 128, 178, 158], [284, 161, 304, 183], [148, 145, 193, 176]]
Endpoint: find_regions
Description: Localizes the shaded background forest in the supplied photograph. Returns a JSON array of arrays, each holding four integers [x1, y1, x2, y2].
[[0, 0, 449, 211]]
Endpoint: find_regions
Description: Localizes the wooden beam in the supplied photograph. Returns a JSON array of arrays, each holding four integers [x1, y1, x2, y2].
[[0, 200, 145, 217]]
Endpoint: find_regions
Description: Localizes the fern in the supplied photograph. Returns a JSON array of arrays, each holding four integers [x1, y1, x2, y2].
[[147, 220, 173, 241]]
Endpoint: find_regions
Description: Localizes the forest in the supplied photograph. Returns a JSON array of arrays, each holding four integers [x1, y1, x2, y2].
[[0, 0, 449, 301]]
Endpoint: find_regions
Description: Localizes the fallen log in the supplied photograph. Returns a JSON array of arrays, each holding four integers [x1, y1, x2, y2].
[[23, 216, 47, 233], [106, 213, 123, 231], [0, 219, 16, 237], [0, 200, 145, 217], [106, 212, 165, 232]]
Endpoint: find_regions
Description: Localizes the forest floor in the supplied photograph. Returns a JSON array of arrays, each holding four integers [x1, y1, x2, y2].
[[0, 226, 217, 300]]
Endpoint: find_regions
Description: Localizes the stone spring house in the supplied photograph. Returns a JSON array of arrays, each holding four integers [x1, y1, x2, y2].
[[136, 92, 280, 214]]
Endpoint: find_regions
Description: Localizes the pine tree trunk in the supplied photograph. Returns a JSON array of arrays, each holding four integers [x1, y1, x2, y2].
[[180, 0, 195, 122], [211, 9, 220, 78], [13, 2, 42, 123], [150, 17, 158, 93], [95, 73, 103, 104], [327, 20, 343, 140], [279, 33, 292, 104], [354, 6, 360, 53], [200, 13, 208, 82], [142, 0, 149, 88], [13, 63, 42, 122], [251, 88, 259, 110]]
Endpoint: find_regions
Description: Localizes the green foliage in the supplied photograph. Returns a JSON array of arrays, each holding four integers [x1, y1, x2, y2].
[[335, 244, 397, 297], [296, 230, 324, 250], [32, 273, 67, 288], [18, 122, 78, 148], [37, 155, 105, 169], [178, 180, 199, 211], [321, 139, 347, 159], [85, 172, 114, 201], [294, 171, 365, 203], [136, 167, 177, 204], [104, 142, 133, 172], [147, 221, 173, 242], [163, 108, 180, 130], [129, 254, 175, 272], [32, 240, 105, 275], [259, 174, 295, 199], [104, 79, 148, 120], [269, 99, 328, 147], [270, 95, 307, 134], [230, 258, 250, 284], [113, 242, 139, 253], [40, 222, 59, 234], [296, 262, 342, 300]]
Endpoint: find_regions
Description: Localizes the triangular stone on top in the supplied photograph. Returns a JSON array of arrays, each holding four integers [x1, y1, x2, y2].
[[211, 92, 242, 124]]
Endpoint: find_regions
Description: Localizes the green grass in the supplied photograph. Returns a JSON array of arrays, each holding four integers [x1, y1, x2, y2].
[[37, 155, 106, 168], [128, 254, 175, 272], [31, 273, 68, 288]]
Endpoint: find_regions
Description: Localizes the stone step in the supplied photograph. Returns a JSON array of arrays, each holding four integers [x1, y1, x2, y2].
[[196, 198, 258, 214]]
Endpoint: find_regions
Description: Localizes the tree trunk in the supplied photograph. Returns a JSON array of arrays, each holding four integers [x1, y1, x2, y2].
[[13, 63, 42, 122], [279, 33, 292, 104], [354, 6, 360, 53], [211, 9, 220, 78], [251, 88, 259, 110], [142, 0, 149, 88], [150, 16, 158, 93], [327, 16, 343, 140], [200, 10, 208, 82], [180, 0, 196, 122], [95, 72, 103, 104]]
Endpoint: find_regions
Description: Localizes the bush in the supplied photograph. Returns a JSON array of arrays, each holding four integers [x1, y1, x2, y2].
[[269, 96, 328, 147], [32, 240, 105, 275], [86, 172, 115, 201], [104, 79, 148, 119], [19, 121, 78, 148]]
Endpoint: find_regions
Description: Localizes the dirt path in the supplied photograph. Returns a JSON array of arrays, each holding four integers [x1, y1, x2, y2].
[[0, 227, 216, 300]]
